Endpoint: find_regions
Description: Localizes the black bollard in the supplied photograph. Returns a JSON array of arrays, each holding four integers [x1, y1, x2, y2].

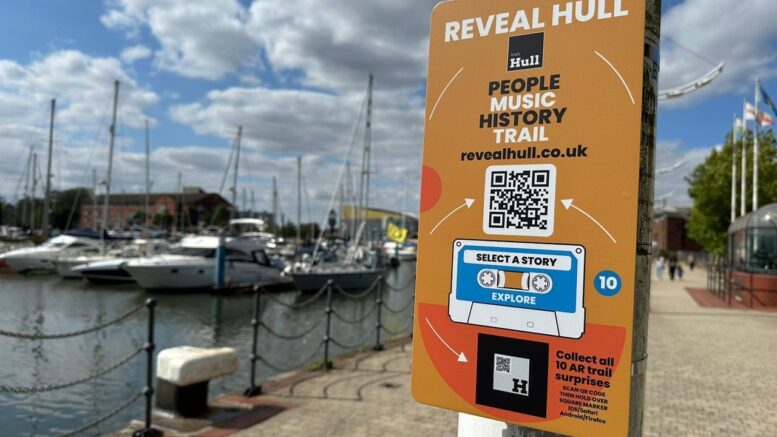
[[133, 299, 162, 437], [244, 285, 263, 397]]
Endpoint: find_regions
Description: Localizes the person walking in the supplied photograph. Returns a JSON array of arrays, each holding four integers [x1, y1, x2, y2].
[[668, 256, 678, 281], [688, 254, 695, 271], [656, 255, 666, 280]]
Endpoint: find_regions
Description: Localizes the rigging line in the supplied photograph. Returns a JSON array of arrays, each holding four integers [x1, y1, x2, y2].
[[310, 86, 369, 262], [662, 36, 718, 68], [64, 99, 112, 230], [302, 172, 313, 232]]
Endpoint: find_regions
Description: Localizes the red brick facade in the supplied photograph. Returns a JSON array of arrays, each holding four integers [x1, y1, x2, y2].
[[79, 189, 230, 230]]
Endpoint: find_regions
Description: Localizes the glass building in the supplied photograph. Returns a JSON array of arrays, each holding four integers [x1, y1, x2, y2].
[[729, 203, 777, 273]]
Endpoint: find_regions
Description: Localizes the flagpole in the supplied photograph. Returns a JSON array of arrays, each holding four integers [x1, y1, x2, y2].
[[753, 77, 760, 212], [731, 114, 737, 223], [741, 99, 747, 216]]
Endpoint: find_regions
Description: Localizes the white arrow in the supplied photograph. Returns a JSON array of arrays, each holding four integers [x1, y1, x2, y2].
[[561, 199, 617, 244], [425, 318, 468, 363], [429, 198, 475, 235]]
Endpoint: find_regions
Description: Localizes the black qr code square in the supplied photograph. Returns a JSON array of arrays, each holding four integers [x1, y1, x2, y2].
[[495, 355, 511, 374], [483, 165, 556, 237]]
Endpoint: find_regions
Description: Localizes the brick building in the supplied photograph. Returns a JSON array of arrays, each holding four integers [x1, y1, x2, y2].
[[79, 187, 231, 230], [652, 207, 702, 253]]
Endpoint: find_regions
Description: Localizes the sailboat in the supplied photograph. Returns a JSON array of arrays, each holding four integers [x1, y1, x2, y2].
[[53, 80, 128, 279], [287, 74, 387, 292]]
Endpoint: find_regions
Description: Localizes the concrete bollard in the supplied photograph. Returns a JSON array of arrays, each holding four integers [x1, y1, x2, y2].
[[155, 346, 239, 417]]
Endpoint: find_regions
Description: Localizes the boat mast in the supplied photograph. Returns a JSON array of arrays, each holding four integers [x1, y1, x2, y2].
[[297, 155, 302, 245], [401, 173, 408, 230], [272, 176, 278, 237], [358, 74, 374, 240], [176, 172, 183, 232], [101, 80, 120, 251], [42, 99, 55, 238], [230, 126, 242, 221], [30, 152, 37, 229], [21, 147, 32, 227], [91, 169, 97, 229], [144, 119, 150, 230]]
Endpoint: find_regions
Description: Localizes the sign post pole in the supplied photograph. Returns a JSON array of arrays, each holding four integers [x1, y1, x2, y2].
[[413, 1, 661, 436]]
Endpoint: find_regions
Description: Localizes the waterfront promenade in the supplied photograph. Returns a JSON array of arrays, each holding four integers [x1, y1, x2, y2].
[[127, 267, 777, 436]]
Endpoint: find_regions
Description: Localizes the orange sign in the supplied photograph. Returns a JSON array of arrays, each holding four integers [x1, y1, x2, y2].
[[411, 1, 651, 436]]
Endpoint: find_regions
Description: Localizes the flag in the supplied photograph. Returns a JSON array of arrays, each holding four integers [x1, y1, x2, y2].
[[745, 101, 757, 120], [761, 86, 777, 117], [758, 111, 774, 127], [386, 222, 408, 244], [734, 117, 744, 134]]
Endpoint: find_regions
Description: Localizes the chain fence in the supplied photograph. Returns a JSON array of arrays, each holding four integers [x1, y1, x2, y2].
[[244, 274, 416, 396], [0, 299, 160, 437]]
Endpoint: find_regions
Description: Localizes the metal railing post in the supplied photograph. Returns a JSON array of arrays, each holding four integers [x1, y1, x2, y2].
[[323, 280, 333, 370], [373, 276, 384, 351], [244, 285, 262, 397], [133, 299, 162, 437]]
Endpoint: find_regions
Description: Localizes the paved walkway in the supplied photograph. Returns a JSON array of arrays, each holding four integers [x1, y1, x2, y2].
[[644, 266, 777, 436], [234, 342, 458, 436], [234, 267, 777, 436]]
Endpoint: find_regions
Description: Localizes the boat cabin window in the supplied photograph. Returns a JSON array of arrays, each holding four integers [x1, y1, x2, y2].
[[171, 247, 216, 258], [226, 248, 253, 262], [252, 250, 270, 266]]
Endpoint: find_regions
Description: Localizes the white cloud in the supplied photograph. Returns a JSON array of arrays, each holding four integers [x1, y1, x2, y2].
[[660, 0, 777, 107], [102, 0, 260, 80], [167, 82, 424, 217], [0, 50, 157, 206], [120, 44, 151, 63], [246, 0, 436, 91], [101, 0, 436, 89], [654, 140, 713, 206]]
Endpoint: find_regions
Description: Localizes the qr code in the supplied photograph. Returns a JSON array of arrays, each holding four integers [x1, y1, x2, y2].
[[495, 354, 511, 374], [483, 164, 556, 237]]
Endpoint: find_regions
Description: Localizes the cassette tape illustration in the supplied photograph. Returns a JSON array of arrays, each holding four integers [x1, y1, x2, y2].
[[449, 239, 586, 339]]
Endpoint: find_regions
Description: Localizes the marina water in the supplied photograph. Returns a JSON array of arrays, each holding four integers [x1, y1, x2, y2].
[[0, 261, 416, 436]]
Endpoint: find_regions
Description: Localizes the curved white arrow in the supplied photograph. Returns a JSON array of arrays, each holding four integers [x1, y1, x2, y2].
[[561, 199, 617, 244], [425, 318, 468, 363], [429, 198, 475, 235]]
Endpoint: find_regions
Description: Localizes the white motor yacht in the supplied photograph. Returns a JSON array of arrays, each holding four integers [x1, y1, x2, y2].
[[60, 239, 170, 282], [123, 235, 287, 291], [0, 235, 103, 274]]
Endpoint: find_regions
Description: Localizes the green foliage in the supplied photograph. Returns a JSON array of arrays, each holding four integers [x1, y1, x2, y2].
[[686, 130, 777, 255], [50, 188, 91, 230]]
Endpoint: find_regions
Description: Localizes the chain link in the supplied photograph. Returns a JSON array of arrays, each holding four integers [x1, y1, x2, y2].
[[261, 283, 329, 309], [329, 329, 376, 349], [259, 313, 326, 341], [381, 295, 415, 314], [331, 302, 379, 324], [0, 346, 143, 394], [257, 341, 325, 372], [56, 391, 142, 437], [0, 304, 145, 340], [381, 319, 414, 336], [331, 277, 381, 299], [382, 274, 417, 292]]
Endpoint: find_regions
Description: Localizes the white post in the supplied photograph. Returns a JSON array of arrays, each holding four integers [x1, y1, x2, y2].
[[731, 114, 737, 223], [741, 99, 747, 216], [753, 78, 760, 212]]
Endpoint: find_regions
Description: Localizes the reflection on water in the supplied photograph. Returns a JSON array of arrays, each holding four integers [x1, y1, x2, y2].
[[0, 262, 415, 436]]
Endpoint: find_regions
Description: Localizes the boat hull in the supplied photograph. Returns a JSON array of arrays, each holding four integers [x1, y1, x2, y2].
[[292, 269, 386, 293], [124, 257, 286, 292]]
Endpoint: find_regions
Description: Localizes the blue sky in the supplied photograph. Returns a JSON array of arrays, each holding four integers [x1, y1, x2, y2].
[[1, 0, 776, 219]]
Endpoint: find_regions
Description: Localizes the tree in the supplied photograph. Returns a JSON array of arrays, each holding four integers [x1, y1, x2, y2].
[[50, 188, 91, 231], [686, 129, 777, 255]]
